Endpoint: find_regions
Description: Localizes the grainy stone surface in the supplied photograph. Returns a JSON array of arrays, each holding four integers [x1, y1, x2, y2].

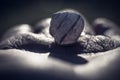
[[50, 9, 84, 45]]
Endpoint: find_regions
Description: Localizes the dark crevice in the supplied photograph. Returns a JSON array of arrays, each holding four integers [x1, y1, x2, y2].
[[50, 43, 88, 64], [15, 43, 50, 53]]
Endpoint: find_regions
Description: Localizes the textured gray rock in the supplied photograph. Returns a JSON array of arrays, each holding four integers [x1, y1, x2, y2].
[[50, 9, 84, 45]]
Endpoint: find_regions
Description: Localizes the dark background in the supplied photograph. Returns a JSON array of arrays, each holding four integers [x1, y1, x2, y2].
[[0, 0, 120, 38]]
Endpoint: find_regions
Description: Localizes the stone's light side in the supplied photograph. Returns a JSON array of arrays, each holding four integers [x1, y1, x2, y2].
[[50, 9, 84, 45]]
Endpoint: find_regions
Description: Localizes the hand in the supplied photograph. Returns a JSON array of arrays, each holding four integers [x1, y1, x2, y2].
[[0, 15, 120, 80]]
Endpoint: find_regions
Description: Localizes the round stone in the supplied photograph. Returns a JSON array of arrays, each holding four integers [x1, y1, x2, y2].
[[50, 9, 84, 45]]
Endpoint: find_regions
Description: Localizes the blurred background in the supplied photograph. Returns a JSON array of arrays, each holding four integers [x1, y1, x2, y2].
[[0, 0, 120, 38]]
